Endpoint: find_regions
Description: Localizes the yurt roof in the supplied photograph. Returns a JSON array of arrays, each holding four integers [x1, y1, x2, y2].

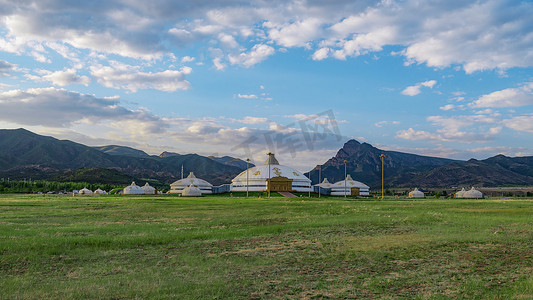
[[171, 172, 213, 187], [232, 164, 310, 183], [332, 175, 369, 189], [182, 184, 202, 196]]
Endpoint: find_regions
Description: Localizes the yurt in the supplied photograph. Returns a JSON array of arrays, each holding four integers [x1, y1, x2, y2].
[[330, 175, 370, 196], [123, 181, 144, 195], [79, 187, 93, 195], [169, 172, 213, 194], [94, 188, 107, 195], [315, 178, 333, 188], [142, 182, 156, 195], [230, 153, 311, 192], [455, 188, 467, 198], [181, 184, 203, 197], [408, 188, 425, 198], [463, 187, 483, 199]]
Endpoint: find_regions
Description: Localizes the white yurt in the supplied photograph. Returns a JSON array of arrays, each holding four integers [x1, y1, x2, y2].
[[79, 187, 93, 195], [94, 188, 107, 195], [230, 153, 312, 192], [123, 181, 145, 195], [181, 184, 203, 197], [169, 172, 213, 194], [408, 188, 425, 198], [463, 187, 483, 199], [315, 178, 333, 188], [142, 182, 156, 195], [330, 175, 370, 196], [455, 188, 467, 198]]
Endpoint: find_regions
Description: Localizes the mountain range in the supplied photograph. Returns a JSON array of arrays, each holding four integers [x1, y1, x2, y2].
[[305, 140, 533, 188], [1, 128, 533, 188], [0, 128, 248, 186]]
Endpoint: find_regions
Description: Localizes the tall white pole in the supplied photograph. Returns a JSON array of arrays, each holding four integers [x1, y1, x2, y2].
[[246, 158, 250, 198], [344, 160, 347, 198], [318, 165, 321, 198]]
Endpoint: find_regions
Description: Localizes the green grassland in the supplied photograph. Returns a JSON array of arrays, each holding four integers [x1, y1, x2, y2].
[[1, 194, 532, 299]]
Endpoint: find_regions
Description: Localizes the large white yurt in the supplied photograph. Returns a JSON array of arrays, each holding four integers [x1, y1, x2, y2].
[[94, 188, 107, 195], [123, 181, 144, 195], [230, 153, 311, 192], [463, 187, 483, 199], [142, 182, 156, 195], [408, 188, 425, 198], [79, 187, 93, 195], [181, 184, 203, 197], [330, 175, 370, 196], [455, 188, 467, 198], [169, 172, 213, 194]]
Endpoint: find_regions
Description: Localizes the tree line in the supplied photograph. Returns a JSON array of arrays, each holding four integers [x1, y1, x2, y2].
[[0, 180, 123, 194]]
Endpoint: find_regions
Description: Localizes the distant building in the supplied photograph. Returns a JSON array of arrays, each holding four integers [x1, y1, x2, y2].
[[408, 188, 425, 198], [330, 175, 370, 196], [230, 153, 311, 192], [123, 181, 144, 195], [181, 184, 203, 197], [94, 188, 107, 195], [169, 172, 213, 194], [79, 187, 93, 195], [142, 182, 156, 195]]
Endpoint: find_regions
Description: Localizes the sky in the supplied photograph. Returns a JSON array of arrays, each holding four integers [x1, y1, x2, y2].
[[1, 0, 533, 172]]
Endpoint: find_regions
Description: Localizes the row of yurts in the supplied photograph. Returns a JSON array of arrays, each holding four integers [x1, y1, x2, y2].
[[121, 153, 371, 196], [83, 153, 482, 198]]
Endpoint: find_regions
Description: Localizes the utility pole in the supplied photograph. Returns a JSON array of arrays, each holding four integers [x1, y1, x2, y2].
[[344, 160, 347, 198], [380, 154, 386, 199]]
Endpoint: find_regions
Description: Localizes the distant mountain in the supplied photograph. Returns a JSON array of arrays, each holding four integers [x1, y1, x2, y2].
[[306, 140, 456, 187], [208, 156, 255, 170], [94, 145, 150, 158], [51, 167, 136, 185], [306, 140, 533, 188], [159, 151, 179, 158], [0, 128, 245, 186]]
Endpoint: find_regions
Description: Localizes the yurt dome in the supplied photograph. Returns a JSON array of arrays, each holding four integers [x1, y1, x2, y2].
[[182, 184, 202, 197], [230, 153, 311, 192], [79, 187, 93, 195], [123, 181, 144, 195], [170, 172, 213, 194], [330, 175, 370, 196], [463, 187, 483, 199], [408, 188, 425, 198], [94, 188, 107, 194], [455, 188, 467, 198], [142, 182, 156, 195], [315, 178, 333, 188]]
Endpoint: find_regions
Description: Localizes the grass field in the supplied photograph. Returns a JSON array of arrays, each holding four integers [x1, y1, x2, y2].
[[1, 194, 532, 299]]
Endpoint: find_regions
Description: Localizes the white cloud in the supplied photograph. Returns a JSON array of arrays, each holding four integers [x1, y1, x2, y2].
[[401, 85, 422, 96], [312, 47, 329, 60], [239, 116, 268, 124], [228, 44, 275, 67], [440, 104, 455, 111], [503, 116, 533, 133], [374, 120, 400, 127], [401, 80, 437, 96], [90, 61, 191, 92], [0, 60, 16, 77], [26, 68, 91, 86], [0, 87, 165, 130], [237, 94, 260, 99], [267, 18, 323, 48], [470, 83, 533, 108], [396, 115, 502, 142], [181, 56, 195, 63]]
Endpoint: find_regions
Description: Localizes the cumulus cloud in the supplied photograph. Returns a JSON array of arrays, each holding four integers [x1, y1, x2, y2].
[[401, 80, 437, 96], [26, 68, 91, 86], [228, 44, 275, 67], [374, 120, 400, 127], [503, 116, 533, 133], [470, 83, 533, 108], [396, 115, 502, 142], [0, 87, 165, 130], [90, 61, 191, 92]]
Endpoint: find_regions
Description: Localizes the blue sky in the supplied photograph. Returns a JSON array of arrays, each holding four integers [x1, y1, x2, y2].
[[1, 0, 533, 171]]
